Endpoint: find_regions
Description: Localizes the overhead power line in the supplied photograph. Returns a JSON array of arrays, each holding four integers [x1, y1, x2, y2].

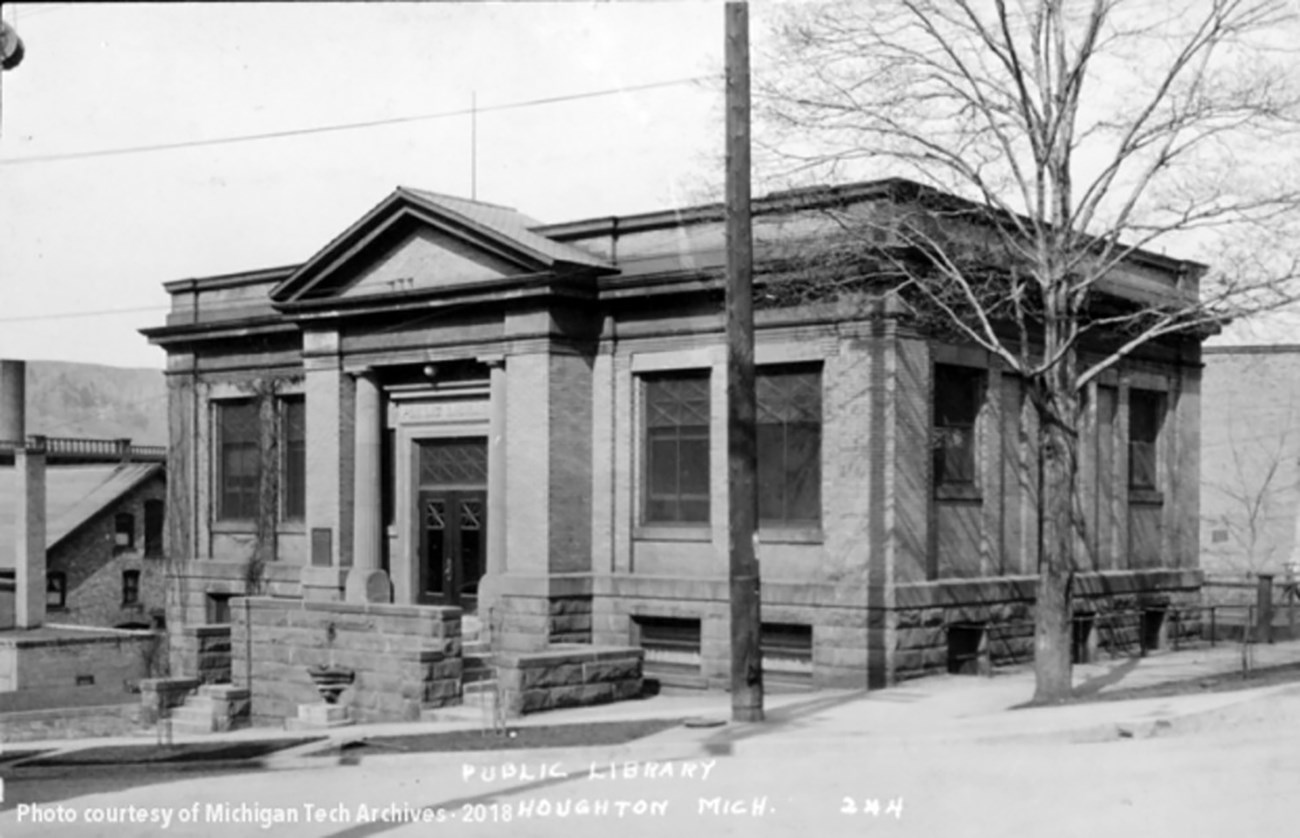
[[0, 304, 168, 323], [0, 75, 715, 166]]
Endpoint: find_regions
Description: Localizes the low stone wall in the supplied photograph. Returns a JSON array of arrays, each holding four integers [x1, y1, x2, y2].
[[231, 597, 462, 725], [0, 704, 142, 743], [0, 627, 160, 712], [495, 645, 643, 717]]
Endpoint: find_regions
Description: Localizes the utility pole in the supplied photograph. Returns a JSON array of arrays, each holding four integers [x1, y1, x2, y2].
[[724, 0, 763, 723], [470, 90, 477, 200]]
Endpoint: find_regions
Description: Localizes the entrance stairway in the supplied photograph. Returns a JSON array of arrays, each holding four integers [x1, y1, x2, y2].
[[164, 683, 250, 735], [419, 612, 505, 725]]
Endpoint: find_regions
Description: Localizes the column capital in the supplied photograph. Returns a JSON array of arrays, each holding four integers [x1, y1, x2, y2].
[[349, 366, 380, 382]]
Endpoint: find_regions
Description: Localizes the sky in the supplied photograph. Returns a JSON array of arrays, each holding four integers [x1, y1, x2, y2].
[[1, 1, 1296, 373], [0, 1, 735, 369]]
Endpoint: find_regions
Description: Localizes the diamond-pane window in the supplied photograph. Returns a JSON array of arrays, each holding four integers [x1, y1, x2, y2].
[[425, 500, 446, 529], [419, 439, 488, 487], [460, 500, 483, 530]]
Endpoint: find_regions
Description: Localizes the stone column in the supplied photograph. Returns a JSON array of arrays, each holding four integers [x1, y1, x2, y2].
[[345, 370, 391, 603], [16, 435, 47, 629], [487, 358, 507, 576]]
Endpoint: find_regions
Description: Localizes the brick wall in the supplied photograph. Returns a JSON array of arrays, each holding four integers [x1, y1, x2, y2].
[[0, 630, 159, 711], [47, 474, 167, 629], [548, 353, 593, 574], [231, 597, 462, 725]]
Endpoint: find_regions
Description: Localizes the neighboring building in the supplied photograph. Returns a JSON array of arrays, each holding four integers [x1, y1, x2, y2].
[[0, 451, 167, 631], [143, 179, 1207, 689], [1200, 345, 1300, 577], [1, 359, 169, 632]]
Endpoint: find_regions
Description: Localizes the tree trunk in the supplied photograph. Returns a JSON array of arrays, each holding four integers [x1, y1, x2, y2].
[[1033, 406, 1079, 704]]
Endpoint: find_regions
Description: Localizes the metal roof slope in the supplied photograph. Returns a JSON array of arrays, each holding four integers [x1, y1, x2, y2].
[[0, 462, 162, 568], [399, 188, 612, 271]]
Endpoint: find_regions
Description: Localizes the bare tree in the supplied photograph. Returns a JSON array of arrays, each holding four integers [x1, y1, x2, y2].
[[756, 0, 1300, 702]]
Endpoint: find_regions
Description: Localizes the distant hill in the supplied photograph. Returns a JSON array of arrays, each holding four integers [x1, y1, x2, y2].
[[23, 361, 167, 446]]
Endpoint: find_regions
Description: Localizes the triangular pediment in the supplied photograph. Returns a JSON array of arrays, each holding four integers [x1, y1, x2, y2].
[[338, 225, 525, 299], [270, 189, 612, 305]]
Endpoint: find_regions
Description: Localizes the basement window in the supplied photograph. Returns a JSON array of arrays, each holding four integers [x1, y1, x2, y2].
[[634, 616, 702, 686], [761, 622, 813, 685], [947, 623, 989, 675]]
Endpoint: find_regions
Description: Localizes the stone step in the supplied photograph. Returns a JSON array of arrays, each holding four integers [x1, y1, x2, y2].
[[463, 615, 484, 643], [462, 680, 499, 705], [165, 708, 217, 733], [167, 720, 219, 736], [170, 697, 219, 716]]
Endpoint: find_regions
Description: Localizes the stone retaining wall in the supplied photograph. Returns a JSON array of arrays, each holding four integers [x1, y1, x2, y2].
[[231, 597, 462, 725], [0, 704, 142, 743], [494, 645, 643, 717]]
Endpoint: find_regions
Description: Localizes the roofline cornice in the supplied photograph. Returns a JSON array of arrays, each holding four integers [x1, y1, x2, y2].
[[162, 265, 300, 295]]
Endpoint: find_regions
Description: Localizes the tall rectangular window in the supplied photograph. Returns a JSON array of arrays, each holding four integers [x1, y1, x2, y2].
[[757, 365, 822, 525], [144, 499, 164, 557], [47, 571, 67, 610], [933, 365, 985, 488], [217, 400, 260, 521], [281, 396, 306, 521], [114, 512, 135, 550], [644, 372, 711, 524], [1128, 389, 1164, 491], [122, 570, 140, 606]]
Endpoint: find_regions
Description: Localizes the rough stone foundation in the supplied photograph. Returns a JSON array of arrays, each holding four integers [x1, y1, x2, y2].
[[494, 645, 643, 717]]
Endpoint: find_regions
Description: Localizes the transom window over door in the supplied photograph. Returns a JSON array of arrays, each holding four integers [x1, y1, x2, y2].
[[216, 400, 260, 520], [757, 365, 822, 525], [644, 372, 711, 524], [419, 438, 488, 487]]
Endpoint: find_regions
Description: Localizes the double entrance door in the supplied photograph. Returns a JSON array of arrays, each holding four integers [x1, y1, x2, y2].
[[416, 438, 487, 610]]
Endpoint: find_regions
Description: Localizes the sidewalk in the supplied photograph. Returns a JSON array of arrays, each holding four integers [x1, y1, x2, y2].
[[5, 636, 1299, 769]]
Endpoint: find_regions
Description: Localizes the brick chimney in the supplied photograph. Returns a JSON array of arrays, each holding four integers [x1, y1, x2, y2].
[[0, 358, 23, 445]]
